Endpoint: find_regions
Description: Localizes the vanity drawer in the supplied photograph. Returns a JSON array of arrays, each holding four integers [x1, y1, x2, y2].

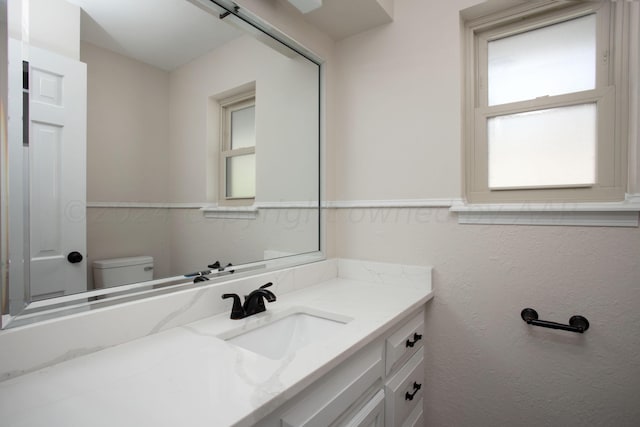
[[338, 389, 385, 427], [281, 343, 384, 427], [385, 311, 424, 375], [384, 349, 424, 427], [402, 400, 424, 427]]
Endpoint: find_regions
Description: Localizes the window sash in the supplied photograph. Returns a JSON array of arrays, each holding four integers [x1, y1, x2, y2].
[[463, 1, 626, 203], [224, 152, 256, 199], [221, 97, 255, 151], [476, 3, 610, 110], [487, 104, 597, 190], [219, 93, 256, 202], [472, 87, 616, 199]]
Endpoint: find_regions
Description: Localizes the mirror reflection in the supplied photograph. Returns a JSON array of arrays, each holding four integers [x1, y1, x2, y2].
[[9, 0, 320, 304]]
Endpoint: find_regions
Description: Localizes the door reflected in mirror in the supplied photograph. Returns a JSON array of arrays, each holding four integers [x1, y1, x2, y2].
[[6, 0, 320, 306]]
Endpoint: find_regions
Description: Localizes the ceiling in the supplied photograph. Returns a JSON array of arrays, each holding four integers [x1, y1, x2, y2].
[[298, 0, 394, 41], [65, 0, 397, 68], [66, 0, 243, 71]]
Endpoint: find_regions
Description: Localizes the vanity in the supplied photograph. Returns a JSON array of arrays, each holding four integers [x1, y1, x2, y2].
[[260, 308, 427, 427], [0, 259, 433, 427]]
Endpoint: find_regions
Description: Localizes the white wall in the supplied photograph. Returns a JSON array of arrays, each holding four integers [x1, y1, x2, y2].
[[334, 209, 640, 425], [168, 208, 319, 275], [164, 33, 320, 272], [333, 0, 465, 200], [630, 2, 640, 195], [86, 205, 318, 286], [28, 0, 79, 60], [232, 0, 337, 254], [329, 0, 640, 425], [82, 33, 321, 281], [167, 34, 319, 203], [82, 41, 172, 288], [86, 207, 172, 285], [82, 41, 171, 203]]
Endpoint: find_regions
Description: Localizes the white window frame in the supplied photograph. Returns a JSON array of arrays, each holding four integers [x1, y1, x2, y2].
[[463, 1, 629, 205], [219, 91, 256, 206]]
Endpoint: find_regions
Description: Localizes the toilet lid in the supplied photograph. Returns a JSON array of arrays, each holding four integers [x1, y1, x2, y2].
[[92, 256, 153, 269]]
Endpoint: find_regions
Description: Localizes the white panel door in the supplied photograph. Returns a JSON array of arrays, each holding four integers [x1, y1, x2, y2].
[[28, 46, 87, 298]]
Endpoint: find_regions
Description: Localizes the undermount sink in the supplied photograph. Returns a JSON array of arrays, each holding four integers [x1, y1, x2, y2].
[[221, 309, 351, 360]]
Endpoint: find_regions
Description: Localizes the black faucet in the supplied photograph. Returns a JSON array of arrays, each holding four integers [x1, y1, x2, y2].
[[208, 261, 234, 273], [222, 282, 276, 319]]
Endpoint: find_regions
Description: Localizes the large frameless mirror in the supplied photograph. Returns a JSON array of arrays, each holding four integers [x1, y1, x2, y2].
[[1, 0, 321, 327]]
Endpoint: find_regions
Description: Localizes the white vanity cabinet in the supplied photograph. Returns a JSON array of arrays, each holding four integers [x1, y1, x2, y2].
[[258, 341, 385, 427], [338, 390, 385, 427], [259, 308, 425, 427], [384, 350, 424, 426], [279, 343, 384, 427], [384, 311, 425, 426], [385, 312, 424, 375]]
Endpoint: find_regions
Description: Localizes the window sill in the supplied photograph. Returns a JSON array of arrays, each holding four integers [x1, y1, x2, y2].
[[200, 205, 258, 220], [450, 196, 640, 227]]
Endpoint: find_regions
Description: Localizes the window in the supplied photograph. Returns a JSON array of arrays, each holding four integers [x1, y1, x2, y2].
[[463, 1, 630, 204], [220, 92, 256, 204]]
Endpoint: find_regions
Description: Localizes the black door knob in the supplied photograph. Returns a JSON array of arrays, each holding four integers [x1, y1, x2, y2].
[[67, 251, 83, 263]]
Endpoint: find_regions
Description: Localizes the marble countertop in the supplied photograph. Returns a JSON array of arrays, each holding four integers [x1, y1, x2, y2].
[[0, 263, 432, 427]]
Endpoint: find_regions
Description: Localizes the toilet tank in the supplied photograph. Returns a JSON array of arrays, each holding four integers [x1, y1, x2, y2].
[[92, 256, 154, 289]]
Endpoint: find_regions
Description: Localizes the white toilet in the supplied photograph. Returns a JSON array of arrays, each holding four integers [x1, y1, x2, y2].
[[92, 256, 154, 289]]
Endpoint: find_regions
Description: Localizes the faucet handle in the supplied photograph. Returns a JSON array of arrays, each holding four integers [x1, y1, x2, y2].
[[260, 282, 273, 290], [258, 282, 276, 302], [222, 293, 245, 319]]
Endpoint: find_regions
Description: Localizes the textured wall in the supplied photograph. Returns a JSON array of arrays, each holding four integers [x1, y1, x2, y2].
[[329, 0, 640, 425], [332, 209, 640, 426]]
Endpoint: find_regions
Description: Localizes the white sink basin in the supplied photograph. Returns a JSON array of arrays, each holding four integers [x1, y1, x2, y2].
[[222, 309, 350, 360]]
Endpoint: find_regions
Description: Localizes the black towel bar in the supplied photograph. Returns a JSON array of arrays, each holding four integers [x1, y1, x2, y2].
[[521, 308, 589, 333]]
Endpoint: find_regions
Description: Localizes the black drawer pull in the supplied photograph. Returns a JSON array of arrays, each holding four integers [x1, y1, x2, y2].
[[405, 332, 422, 348], [405, 382, 422, 401]]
